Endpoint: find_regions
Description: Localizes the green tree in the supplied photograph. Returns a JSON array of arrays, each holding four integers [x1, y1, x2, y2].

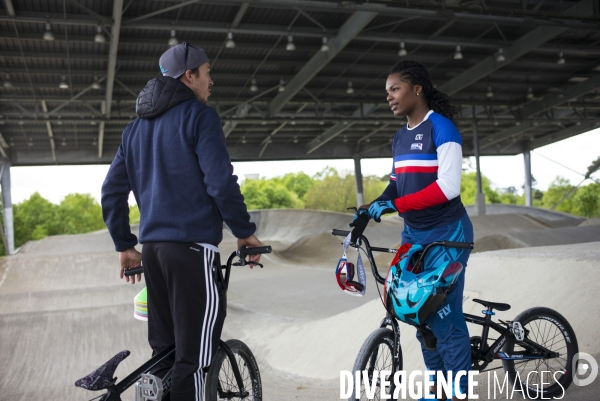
[[280, 172, 314, 199], [304, 168, 356, 212], [58, 193, 105, 234], [363, 175, 389, 205], [241, 178, 302, 209], [542, 177, 578, 215], [574, 183, 600, 218], [460, 172, 501, 204], [129, 204, 141, 224], [13, 192, 60, 248]]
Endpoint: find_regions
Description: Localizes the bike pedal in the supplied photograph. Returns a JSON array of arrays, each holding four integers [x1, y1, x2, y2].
[[135, 373, 163, 401], [511, 321, 525, 341]]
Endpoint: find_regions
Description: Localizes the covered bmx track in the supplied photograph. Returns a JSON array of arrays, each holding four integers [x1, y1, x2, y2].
[[0, 207, 599, 400]]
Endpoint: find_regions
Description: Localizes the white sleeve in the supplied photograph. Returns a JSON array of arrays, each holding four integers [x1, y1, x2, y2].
[[436, 141, 462, 200]]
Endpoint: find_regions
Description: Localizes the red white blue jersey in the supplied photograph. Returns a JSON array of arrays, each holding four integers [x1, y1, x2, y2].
[[378, 110, 466, 229]]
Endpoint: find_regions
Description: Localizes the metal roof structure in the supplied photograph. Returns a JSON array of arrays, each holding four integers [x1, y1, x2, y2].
[[1, 0, 599, 166]]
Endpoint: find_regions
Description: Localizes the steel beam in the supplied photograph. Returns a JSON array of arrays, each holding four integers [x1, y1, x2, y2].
[[1, 160, 14, 254], [126, 0, 201, 24], [480, 122, 537, 150], [523, 149, 532, 206], [10, 3, 596, 31], [306, 103, 376, 154], [520, 74, 600, 119], [2, 31, 600, 56], [105, 0, 124, 121], [354, 157, 364, 207], [0, 132, 8, 159], [3, 0, 15, 17], [223, 103, 249, 137], [40, 101, 57, 162], [439, 0, 595, 96], [200, 0, 600, 29], [529, 122, 598, 149], [481, 75, 600, 149], [268, 11, 377, 116], [98, 101, 106, 158], [64, 0, 112, 25]]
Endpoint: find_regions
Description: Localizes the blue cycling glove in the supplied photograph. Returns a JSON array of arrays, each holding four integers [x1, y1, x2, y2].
[[368, 200, 397, 222]]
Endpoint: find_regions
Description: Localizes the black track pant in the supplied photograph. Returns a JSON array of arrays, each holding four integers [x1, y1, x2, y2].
[[142, 242, 226, 401]]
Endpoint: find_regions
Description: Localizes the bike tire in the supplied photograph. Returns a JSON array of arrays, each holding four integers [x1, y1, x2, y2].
[[350, 328, 401, 401], [205, 339, 262, 401], [503, 307, 578, 399]]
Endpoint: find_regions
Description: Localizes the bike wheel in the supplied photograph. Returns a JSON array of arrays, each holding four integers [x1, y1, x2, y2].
[[503, 307, 578, 399], [205, 339, 262, 401], [350, 328, 401, 401]]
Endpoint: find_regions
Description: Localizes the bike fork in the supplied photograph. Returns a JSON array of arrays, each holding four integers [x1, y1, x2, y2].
[[380, 315, 402, 398]]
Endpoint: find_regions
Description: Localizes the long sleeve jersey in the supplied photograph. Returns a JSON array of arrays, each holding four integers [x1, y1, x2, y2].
[[101, 77, 255, 252], [377, 110, 466, 229]]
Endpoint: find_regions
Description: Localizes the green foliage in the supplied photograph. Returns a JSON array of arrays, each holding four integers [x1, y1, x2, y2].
[[280, 172, 314, 199], [460, 172, 501, 204], [13, 192, 61, 248], [575, 183, 600, 218], [241, 178, 303, 209], [11, 192, 107, 251], [304, 169, 356, 212], [129, 204, 141, 224], [541, 177, 578, 214], [58, 193, 105, 234]]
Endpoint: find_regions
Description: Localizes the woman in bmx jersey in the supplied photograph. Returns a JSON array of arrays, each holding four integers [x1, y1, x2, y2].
[[361, 60, 474, 401]]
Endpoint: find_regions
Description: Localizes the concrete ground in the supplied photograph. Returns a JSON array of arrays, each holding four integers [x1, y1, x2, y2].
[[0, 208, 598, 400]]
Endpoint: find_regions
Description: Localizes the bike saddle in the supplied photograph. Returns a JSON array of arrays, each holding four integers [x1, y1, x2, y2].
[[473, 298, 511, 312], [75, 350, 130, 391]]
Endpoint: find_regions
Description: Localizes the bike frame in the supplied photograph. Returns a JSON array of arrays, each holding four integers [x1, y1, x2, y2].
[[336, 229, 560, 373], [94, 250, 259, 401], [464, 313, 559, 366]]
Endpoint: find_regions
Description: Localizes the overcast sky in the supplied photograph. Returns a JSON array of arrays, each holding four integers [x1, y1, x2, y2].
[[9, 127, 599, 205]]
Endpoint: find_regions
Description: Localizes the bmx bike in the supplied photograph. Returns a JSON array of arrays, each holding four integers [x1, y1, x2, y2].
[[75, 245, 272, 401], [332, 222, 578, 400]]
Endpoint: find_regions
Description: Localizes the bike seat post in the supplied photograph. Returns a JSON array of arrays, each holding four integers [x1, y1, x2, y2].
[[480, 306, 495, 348]]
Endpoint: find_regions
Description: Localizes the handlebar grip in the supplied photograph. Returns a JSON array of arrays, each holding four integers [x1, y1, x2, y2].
[[332, 229, 351, 237], [238, 245, 272, 257], [124, 266, 144, 277], [443, 241, 474, 249]]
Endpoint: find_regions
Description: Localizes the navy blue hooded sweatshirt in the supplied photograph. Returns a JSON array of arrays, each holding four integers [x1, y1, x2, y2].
[[101, 76, 255, 251]]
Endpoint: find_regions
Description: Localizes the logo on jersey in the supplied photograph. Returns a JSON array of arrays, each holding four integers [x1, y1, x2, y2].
[[411, 143, 423, 150], [415, 134, 423, 140]]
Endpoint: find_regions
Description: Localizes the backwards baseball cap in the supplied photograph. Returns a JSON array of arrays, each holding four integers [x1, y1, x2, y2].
[[158, 42, 209, 79]]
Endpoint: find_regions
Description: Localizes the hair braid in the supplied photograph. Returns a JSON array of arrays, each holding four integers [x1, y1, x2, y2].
[[388, 60, 458, 125]]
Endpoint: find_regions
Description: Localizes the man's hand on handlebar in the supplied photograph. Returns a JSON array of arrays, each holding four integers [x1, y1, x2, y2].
[[119, 247, 142, 284], [237, 234, 263, 268]]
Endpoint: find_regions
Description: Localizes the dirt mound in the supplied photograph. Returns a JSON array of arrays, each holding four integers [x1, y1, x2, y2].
[[474, 233, 528, 253], [580, 217, 600, 226]]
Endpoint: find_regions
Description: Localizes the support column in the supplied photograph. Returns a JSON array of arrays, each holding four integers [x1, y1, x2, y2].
[[472, 109, 486, 216], [354, 156, 364, 207], [523, 149, 532, 207], [1, 161, 14, 255]]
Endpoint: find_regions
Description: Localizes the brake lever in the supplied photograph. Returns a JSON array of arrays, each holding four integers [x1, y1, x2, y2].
[[232, 259, 264, 268]]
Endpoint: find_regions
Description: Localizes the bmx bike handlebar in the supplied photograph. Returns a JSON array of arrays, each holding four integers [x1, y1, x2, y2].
[[124, 245, 273, 277]]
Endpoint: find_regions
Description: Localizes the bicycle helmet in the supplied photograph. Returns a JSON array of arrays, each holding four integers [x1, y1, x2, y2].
[[383, 244, 464, 326]]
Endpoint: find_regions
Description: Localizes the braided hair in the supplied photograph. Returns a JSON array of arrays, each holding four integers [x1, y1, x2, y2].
[[388, 60, 458, 125]]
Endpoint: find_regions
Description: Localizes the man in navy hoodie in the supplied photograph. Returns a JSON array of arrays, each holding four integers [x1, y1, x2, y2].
[[101, 42, 262, 401]]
